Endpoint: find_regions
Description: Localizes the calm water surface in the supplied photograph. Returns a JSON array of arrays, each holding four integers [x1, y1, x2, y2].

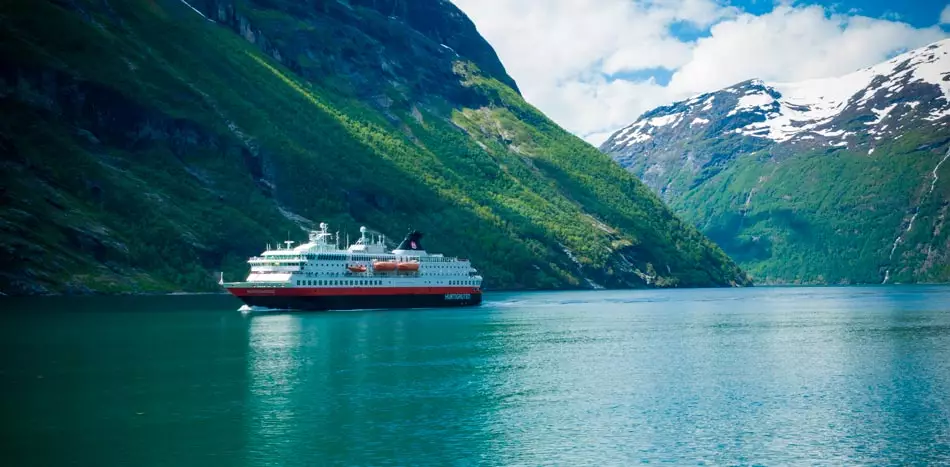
[[2, 286, 950, 465]]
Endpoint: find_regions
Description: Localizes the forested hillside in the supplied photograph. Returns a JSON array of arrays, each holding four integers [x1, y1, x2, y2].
[[0, 0, 748, 294]]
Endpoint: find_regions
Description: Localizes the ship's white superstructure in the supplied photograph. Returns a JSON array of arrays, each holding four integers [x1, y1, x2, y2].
[[223, 223, 483, 311]]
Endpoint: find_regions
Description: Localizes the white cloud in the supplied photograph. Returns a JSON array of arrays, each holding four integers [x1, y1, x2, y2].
[[668, 6, 947, 95], [941, 4, 950, 24], [451, 0, 949, 146]]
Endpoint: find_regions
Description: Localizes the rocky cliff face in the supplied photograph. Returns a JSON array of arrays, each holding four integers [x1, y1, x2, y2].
[[191, 0, 518, 102], [0, 0, 748, 294], [603, 39, 950, 284]]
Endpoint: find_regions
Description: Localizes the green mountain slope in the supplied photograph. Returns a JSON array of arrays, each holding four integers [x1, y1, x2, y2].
[[603, 41, 950, 285], [0, 0, 748, 294]]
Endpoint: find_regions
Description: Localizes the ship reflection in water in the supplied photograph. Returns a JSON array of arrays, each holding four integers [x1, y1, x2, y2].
[[245, 314, 302, 449]]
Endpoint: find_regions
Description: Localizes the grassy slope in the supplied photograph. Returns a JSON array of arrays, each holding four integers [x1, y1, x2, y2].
[[0, 0, 748, 294], [670, 129, 950, 284]]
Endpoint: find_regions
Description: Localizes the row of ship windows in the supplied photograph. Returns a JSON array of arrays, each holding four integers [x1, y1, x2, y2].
[[347, 255, 423, 262], [295, 280, 479, 286], [263, 256, 465, 263], [287, 272, 475, 277], [300, 264, 464, 268], [299, 255, 462, 262], [296, 280, 384, 286], [294, 268, 468, 274], [260, 264, 466, 270], [260, 256, 406, 262], [257, 262, 466, 269]]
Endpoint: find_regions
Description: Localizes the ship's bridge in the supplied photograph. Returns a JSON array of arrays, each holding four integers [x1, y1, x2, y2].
[[347, 226, 388, 254]]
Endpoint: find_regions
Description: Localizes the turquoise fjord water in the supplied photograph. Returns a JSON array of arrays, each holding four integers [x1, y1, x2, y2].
[[1, 287, 950, 465]]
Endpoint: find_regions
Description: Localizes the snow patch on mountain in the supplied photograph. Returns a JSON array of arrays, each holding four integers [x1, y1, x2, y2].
[[817, 129, 847, 138], [927, 107, 950, 121], [649, 113, 685, 128], [868, 104, 898, 125], [728, 92, 776, 117], [613, 112, 689, 145], [614, 120, 652, 145]]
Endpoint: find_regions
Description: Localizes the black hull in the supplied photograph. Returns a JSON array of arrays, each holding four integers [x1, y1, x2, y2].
[[235, 293, 482, 311]]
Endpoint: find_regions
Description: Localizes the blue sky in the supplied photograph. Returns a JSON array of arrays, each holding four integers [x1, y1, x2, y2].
[[452, 0, 950, 144], [739, 0, 946, 26], [670, 1, 946, 37], [614, 1, 948, 86]]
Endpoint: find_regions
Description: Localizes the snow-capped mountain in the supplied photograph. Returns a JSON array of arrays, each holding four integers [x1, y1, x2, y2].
[[601, 38, 950, 285], [604, 39, 950, 165]]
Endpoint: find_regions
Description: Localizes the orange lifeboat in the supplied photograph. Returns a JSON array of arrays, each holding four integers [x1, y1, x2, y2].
[[373, 261, 397, 272], [397, 261, 420, 272], [347, 264, 367, 273]]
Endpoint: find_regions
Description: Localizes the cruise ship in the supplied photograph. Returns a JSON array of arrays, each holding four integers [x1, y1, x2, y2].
[[222, 223, 483, 311]]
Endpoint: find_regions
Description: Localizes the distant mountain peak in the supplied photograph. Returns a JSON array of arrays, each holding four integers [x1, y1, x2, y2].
[[603, 38, 950, 153], [601, 38, 950, 286]]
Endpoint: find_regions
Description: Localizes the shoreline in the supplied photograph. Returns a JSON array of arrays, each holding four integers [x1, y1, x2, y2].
[[4, 281, 950, 298]]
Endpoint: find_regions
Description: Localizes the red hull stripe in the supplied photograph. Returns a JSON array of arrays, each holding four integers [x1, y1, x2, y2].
[[227, 286, 482, 297]]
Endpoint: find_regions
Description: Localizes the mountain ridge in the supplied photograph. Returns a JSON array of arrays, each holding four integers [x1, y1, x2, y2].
[[603, 38, 950, 285], [0, 0, 749, 294]]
